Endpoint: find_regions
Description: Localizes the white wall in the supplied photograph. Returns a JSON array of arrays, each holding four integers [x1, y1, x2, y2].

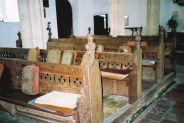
[[4, 0, 19, 22], [92, 0, 109, 15], [46, 0, 94, 36], [43, 0, 58, 40], [70, 0, 80, 36], [0, 22, 20, 47], [49, 0, 109, 36], [0, 0, 184, 48], [76, 0, 93, 36], [124, 0, 147, 35], [0, 0, 20, 47], [92, 0, 109, 34]]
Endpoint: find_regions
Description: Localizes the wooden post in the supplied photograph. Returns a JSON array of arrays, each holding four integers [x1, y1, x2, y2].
[[79, 34, 103, 122], [157, 27, 165, 81], [134, 30, 142, 98]]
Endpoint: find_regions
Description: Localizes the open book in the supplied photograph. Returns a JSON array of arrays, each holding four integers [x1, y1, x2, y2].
[[35, 91, 81, 109]]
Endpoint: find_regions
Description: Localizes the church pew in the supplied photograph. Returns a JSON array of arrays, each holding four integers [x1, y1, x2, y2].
[[74, 48, 142, 104], [0, 47, 142, 104], [0, 47, 103, 123], [47, 28, 165, 81], [40, 47, 142, 103]]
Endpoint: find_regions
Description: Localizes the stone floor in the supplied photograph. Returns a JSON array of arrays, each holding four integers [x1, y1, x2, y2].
[[103, 94, 128, 118], [134, 64, 184, 123], [0, 108, 39, 123]]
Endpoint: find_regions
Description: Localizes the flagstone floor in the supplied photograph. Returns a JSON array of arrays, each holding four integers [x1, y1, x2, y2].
[[134, 64, 184, 123]]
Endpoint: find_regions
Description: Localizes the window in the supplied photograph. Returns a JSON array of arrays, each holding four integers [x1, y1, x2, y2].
[[0, 0, 19, 22]]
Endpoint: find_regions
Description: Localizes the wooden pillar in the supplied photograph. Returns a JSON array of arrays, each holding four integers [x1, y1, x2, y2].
[[147, 0, 160, 36], [157, 27, 165, 81], [134, 30, 142, 98], [109, 0, 125, 37]]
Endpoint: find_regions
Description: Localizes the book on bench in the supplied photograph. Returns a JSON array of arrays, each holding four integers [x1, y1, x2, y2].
[[35, 91, 81, 110]]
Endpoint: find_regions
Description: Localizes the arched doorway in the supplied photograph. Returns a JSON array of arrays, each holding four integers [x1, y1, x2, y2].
[[55, 0, 72, 38]]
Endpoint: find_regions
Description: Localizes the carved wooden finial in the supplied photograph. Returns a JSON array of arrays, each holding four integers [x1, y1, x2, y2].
[[81, 34, 96, 66], [85, 34, 96, 54]]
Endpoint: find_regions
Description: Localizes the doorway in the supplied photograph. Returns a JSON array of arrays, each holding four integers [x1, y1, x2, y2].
[[55, 0, 72, 38], [94, 14, 109, 35]]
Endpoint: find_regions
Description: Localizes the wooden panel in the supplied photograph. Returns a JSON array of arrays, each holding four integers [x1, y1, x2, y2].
[[47, 36, 160, 51], [102, 78, 128, 96]]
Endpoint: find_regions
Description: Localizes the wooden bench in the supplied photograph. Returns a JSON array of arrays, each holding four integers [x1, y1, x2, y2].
[[0, 46, 103, 123], [47, 32, 142, 104], [47, 28, 165, 81], [0, 45, 142, 105], [74, 48, 142, 104]]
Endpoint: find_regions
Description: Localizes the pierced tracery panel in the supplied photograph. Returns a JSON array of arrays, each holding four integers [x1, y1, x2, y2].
[[122, 62, 133, 70], [108, 61, 122, 69], [70, 77, 83, 87], [39, 72, 83, 93], [55, 74, 70, 86], [99, 60, 108, 69], [40, 73, 55, 83]]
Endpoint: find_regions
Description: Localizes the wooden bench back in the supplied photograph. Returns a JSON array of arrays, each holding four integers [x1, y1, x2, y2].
[[74, 49, 142, 103], [0, 59, 83, 94], [0, 47, 141, 103], [47, 36, 160, 51], [0, 47, 103, 123], [74, 51, 134, 70]]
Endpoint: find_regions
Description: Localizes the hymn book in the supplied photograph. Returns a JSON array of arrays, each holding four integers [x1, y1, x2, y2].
[[35, 91, 81, 109]]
